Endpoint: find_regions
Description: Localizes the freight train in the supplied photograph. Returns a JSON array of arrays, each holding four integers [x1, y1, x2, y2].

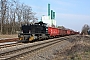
[[18, 21, 79, 43]]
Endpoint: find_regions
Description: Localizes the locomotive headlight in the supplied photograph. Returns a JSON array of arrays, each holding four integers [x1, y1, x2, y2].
[[21, 31, 23, 33]]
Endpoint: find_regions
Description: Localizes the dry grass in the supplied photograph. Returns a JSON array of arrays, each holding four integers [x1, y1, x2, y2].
[[0, 34, 18, 38], [52, 35, 90, 60]]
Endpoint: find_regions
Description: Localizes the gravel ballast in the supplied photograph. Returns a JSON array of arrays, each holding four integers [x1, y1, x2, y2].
[[17, 39, 74, 60], [9, 35, 90, 60]]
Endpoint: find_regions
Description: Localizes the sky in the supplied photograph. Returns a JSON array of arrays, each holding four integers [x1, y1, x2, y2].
[[20, 0, 90, 32]]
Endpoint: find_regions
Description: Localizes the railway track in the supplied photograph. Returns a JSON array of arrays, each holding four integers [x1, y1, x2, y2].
[[0, 37, 67, 60], [0, 35, 77, 49], [0, 42, 24, 49], [0, 38, 18, 43], [0, 38, 23, 49]]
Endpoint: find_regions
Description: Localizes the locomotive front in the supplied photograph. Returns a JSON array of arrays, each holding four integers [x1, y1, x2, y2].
[[18, 21, 49, 43]]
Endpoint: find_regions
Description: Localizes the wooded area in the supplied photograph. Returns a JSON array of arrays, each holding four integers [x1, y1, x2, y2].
[[0, 0, 37, 34]]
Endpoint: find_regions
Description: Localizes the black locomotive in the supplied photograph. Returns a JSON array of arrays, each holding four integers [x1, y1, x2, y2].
[[18, 21, 49, 43]]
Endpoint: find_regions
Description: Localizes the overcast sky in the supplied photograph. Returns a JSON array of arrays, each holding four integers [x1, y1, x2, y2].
[[20, 0, 90, 32]]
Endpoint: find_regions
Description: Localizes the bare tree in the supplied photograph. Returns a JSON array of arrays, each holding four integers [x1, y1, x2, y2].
[[0, 0, 37, 34], [81, 24, 90, 35], [0, 0, 7, 34]]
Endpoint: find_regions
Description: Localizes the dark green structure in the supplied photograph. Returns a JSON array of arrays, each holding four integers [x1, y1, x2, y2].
[[51, 10, 53, 19], [53, 12, 55, 19], [51, 10, 55, 19], [48, 4, 55, 20], [48, 4, 50, 16]]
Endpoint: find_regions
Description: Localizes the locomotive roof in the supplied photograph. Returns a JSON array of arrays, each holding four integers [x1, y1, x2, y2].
[[35, 21, 47, 25], [21, 21, 47, 26]]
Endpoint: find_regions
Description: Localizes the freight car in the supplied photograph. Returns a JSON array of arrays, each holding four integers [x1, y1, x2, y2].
[[18, 21, 79, 43]]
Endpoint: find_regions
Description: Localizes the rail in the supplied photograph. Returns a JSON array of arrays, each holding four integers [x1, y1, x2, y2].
[[0, 37, 67, 60]]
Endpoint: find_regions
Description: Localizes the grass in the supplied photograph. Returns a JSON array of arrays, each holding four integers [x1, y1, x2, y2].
[[0, 34, 18, 38]]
